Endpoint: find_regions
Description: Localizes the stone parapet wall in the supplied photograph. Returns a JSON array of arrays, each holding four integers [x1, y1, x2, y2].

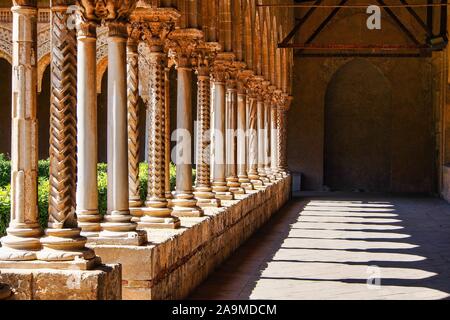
[[91, 176, 292, 300]]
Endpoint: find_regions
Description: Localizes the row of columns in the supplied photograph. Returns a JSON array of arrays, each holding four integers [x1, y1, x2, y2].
[[0, 2, 292, 264]]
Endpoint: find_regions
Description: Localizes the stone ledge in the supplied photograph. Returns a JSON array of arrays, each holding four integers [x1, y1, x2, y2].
[[89, 176, 292, 300], [0, 264, 122, 300]]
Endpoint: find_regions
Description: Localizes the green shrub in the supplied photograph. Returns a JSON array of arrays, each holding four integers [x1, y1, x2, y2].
[[0, 159, 194, 236]]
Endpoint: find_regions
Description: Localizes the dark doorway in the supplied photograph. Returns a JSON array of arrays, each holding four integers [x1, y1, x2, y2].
[[324, 59, 392, 192]]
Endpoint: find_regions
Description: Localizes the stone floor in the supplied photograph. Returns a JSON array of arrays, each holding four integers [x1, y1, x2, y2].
[[189, 193, 450, 300]]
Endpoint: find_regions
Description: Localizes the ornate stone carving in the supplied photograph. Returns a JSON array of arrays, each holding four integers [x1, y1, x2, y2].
[[193, 42, 222, 207], [277, 93, 293, 175], [167, 28, 203, 68], [127, 37, 142, 217], [38, 3, 95, 262]]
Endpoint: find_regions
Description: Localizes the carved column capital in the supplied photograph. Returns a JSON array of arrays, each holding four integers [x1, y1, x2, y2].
[[237, 69, 254, 95], [247, 75, 265, 100], [193, 42, 221, 77], [278, 93, 293, 112], [167, 28, 204, 68], [211, 53, 245, 84], [130, 7, 180, 52]]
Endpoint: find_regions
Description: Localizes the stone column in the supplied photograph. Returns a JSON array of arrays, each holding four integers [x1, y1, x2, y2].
[[278, 94, 293, 176], [270, 96, 280, 179], [38, 1, 94, 262], [211, 54, 235, 200], [247, 95, 263, 188], [264, 92, 273, 181], [164, 67, 173, 202], [257, 82, 270, 184], [168, 28, 204, 217], [236, 74, 253, 191], [101, 21, 138, 239], [193, 44, 221, 207], [127, 33, 143, 219], [75, 19, 101, 238], [225, 79, 245, 195], [138, 10, 181, 228], [0, 0, 42, 261]]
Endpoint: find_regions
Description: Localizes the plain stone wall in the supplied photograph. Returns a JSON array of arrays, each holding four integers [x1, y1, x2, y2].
[[91, 176, 292, 300]]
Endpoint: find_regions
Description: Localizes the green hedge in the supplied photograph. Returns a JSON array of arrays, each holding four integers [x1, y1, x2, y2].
[[0, 154, 195, 236]]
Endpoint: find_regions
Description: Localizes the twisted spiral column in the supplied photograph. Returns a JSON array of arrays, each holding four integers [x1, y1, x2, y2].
[[277, 106, 289, 176], [38, 3, 94, 262], [140, 51, 180, 228], [127, 39, 143, 219], [194, 66, 221, 207], [270, 104, 281, 179]]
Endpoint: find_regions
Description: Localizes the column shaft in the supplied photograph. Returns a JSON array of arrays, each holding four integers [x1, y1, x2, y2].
[[141, 51, 179, 228], [257, 99, 269, 183], [194, 69, 221, 207], [127, 40, 143, 218], [278, 108, 288, 175], [76, 25, 101, 238], [226, 84, 244, 194], [0, 3, 42, 261], [164, 67, 173, 201], [172, 66, 203, 217], [264, 100, 273, 180], [101, 25, 137, 237], [270, 105, 280, 178], [247, 98, 262, 186], [212, 81, 234, 200], [237, 91, 252, 190], [38, 4, 94, 262]]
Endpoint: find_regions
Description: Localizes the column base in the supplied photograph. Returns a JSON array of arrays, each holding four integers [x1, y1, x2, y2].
[[37, 228, 96, 262], [129, 200, 144, 223], [227, 177, 246, 195], [138, 217, 181, 230], [194, 188, 222, 208], [0, 228, 42, 261], [138, 204, 181, 229], [77, 210, 102, 238], [172, 194, 204, 218]]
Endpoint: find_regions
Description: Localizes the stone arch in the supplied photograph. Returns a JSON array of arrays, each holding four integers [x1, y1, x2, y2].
[[37, 52, 50, 93], [324, 58, 393, 192], [0, 57, 12, 157], [0, 26, 12, 64]]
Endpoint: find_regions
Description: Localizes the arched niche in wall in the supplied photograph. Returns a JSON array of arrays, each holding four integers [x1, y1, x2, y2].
[[324, 58, 392, 192]]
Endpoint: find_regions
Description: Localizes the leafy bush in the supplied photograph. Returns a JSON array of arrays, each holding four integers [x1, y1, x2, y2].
[[0, 155, 194, 236]]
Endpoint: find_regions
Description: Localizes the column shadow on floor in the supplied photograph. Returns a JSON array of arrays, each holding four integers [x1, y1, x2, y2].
[[189, 193, 450, 300]]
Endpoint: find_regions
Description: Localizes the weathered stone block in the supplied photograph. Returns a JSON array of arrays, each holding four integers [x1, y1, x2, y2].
[[0, 264, 121, 300]]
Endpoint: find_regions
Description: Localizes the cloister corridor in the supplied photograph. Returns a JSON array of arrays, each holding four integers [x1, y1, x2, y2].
[[190, 194, 450, 300]]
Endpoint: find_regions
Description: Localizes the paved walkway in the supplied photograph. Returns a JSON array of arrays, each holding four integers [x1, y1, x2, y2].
[[189, 194, 450, 300]]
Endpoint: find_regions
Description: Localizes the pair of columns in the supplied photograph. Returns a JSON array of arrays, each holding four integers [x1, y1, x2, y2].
[[0, 1, 143, 263]]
